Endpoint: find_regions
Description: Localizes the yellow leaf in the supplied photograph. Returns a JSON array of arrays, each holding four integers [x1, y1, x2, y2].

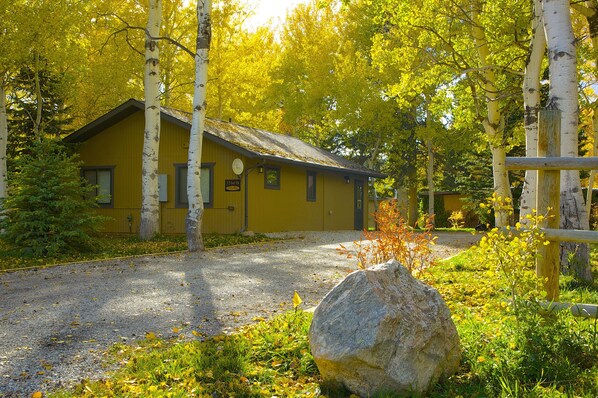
[[145, 331, 157, 340], [31, 392, 43, 398], [172, 327, 180, 333], [292, 291, 302, 309]]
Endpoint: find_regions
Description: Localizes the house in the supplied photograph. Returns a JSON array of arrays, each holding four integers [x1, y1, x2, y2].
[[64, 99, 385, 234]]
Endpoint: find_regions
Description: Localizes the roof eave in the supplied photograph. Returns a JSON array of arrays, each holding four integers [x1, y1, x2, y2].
[[64, 100, 386, 178], [256, 154, 386, 178]]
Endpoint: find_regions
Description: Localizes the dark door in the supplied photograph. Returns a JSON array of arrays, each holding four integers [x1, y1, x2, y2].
[[354, 179, 364, 230]]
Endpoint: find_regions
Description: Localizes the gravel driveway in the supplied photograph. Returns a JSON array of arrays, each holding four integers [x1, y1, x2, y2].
[[0, 231, 479, 397]]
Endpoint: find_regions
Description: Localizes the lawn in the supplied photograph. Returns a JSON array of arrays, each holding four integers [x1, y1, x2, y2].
[[47, 244, 598, 398], [0, 233, 274, 271]]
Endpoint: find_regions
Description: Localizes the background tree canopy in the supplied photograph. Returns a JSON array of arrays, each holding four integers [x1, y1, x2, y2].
[[2, 0, 598, 230]]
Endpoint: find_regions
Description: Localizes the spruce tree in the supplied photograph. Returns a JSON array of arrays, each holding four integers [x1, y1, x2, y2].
[[1, 139, 105, 257]]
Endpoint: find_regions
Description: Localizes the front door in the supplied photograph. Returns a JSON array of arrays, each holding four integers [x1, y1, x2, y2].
[[354, 179, 364, 230]]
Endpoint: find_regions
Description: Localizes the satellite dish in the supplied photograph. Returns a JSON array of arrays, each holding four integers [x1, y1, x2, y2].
[[232, 158, 244, 176]]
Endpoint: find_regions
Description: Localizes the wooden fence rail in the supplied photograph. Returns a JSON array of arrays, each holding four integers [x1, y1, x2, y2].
[[506, 156, 598, 170], [505, 109, 596, 302]]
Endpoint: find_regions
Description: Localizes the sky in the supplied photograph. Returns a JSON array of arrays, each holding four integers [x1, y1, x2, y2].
[[245, 0, 308, 29]]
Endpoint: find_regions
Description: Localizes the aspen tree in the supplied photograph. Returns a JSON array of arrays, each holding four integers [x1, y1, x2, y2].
[[520, 0, 546, 222], [186, 0, 212, 252], [139, 0, 162, 240], [542, 0, 591, 280]]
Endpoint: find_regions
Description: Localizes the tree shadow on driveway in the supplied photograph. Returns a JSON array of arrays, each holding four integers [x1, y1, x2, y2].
[[0, 234, 356, 397]]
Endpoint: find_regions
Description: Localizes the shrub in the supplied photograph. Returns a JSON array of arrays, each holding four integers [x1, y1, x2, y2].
[[0, 139, 105, 256], [467, 198, 598, 395], [448, 210, 465, 229], [339, 199, 437, 276], [474, 196, 548, 312]]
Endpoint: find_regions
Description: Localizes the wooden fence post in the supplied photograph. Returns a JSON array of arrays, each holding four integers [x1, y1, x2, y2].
[[536, 110, 561, 301]]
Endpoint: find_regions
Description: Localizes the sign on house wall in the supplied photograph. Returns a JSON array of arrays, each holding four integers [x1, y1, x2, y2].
[[225, 179, 241, 191]]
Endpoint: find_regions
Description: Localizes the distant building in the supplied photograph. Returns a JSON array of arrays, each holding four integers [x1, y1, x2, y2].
[[65, 99, 384, 234]]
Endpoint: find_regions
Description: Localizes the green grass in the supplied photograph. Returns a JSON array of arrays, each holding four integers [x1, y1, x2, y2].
[[47, 245, 598, 398], [433, 227, 476, 233], [0, 233, 274, 271], [50, 311, 321, 398]]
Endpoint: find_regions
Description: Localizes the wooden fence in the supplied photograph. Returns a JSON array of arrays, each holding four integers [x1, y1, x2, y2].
[[505, 109, 597, 317]]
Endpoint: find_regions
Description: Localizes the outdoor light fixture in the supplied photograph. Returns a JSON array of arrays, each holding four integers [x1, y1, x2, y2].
[[345, 176, 350, 184], [257, 165, 264, 173]]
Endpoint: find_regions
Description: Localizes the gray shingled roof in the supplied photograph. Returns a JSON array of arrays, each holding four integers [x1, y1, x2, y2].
[[65, 99, 385, 178]]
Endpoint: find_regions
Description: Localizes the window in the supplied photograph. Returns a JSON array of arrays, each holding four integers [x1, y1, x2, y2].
[[306, 171, 316, 201], [264, 166, 280, 189], [82, 167, 114, 207], [175, 164, 213, 208]]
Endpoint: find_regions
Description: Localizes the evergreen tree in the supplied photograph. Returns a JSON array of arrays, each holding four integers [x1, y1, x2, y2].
[[1, 139, 105, 257], [7, 64, 73, 165]]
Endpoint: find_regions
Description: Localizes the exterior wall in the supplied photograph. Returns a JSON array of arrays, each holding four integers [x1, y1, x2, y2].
[[77, 111, 244, 234], [77, 110, 366, 234], [443, 194, 466, 213], [247, 164, 359, 232], [77, 112, 144, 233]]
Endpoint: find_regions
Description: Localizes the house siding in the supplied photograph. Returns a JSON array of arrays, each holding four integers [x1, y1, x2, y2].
[[247, 165, 359, 232], [76, 109, 368, 234]]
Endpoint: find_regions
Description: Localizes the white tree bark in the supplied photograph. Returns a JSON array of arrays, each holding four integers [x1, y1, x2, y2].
[[186, 0, 212, 252], [572, 1, 598, 221], [543, 0, 592, 281], [0, 82, 7, 202], [520, 0, 546, 222], [427, 138, 435, 225], [471, 8, 512, 227], [33, 53, 43, 140], [139, 0, 162, 240], [586, 109, 598, 218]]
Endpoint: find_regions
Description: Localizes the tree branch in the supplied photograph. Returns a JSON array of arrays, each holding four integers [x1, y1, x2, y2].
[[96, 12, 195, 59]]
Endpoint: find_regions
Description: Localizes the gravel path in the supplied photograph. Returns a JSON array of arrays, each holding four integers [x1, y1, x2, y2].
[[0, 231, 479, 397]]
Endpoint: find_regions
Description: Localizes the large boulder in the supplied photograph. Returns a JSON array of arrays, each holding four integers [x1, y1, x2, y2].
[[309, 260, 460, 397]]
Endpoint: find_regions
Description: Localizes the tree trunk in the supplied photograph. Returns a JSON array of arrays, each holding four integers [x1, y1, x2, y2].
[[427, 138, 435, 226], [586, 107, 598, 219], [408, 181, 418, 228], [139, 0, 162, 241], [471, 8, 512, 227], [520, 0, 546, 222], [33, 53, 43, 140], [0, 82, 7, 202], [575, 1, 598, 225], [543, 0, 592, 282], [186, 0, 212, 252]]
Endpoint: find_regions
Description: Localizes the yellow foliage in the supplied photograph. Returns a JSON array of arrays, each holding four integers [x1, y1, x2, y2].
[[448, 210, 465, 229], [474, 200, 549, 311], [292, 291, 303, 309], [339, 200, 437, 277]]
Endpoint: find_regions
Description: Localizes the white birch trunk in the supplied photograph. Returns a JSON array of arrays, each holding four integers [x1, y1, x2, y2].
[[186, 0, 212, 252], [0, 82, 7, 202], [520, 0, 546, 222], [33, 53, 43, 140], [586, 109, 598, 218], [427, 138, 435, 226], [139, 0, 162, 240], [580, 1, 598, 220], [543, 0, 592, 281], [472, 8, 512, 227]]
